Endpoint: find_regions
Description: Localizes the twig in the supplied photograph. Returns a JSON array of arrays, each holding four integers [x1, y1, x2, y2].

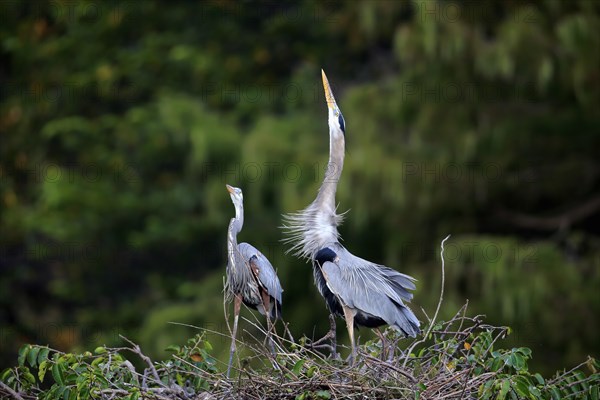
[[363, 354, 416, 383], [119, 335, 166, 387], [431, 235, 450, 337], [99, 388, 173, 400], [546, 358, 591, 386], [403, 234, 450, 369], [283, 321, 295, 343], [0, 381, 25, 400]]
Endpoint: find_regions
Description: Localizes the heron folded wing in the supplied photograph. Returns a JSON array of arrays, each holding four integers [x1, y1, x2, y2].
[[377, 265, 417, 302], [238, 242, 283, 305], [321, 257, 420, 337]]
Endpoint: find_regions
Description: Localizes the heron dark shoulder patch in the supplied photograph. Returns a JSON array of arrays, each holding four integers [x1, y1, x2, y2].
[[315, 247, 337, 266], [338, 113, 346, 134]]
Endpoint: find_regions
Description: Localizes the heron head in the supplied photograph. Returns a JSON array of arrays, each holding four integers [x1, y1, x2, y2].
[[226, 184, 243, 208], [321, 69, 346, 137]]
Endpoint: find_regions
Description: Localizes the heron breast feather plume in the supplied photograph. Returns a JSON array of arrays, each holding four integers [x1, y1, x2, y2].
[[282, 201, 347, 260]]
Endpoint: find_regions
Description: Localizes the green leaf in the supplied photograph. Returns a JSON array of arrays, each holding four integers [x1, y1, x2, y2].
[[131, 391, 141, 400], [533, 373, 544, 385], [23, 370, 36, 384], [529, 386, 542, 399], [94, 347, 107, 354], [513, 354, 525, 370], [204, 340, 213, 351], [46, 386, 59, 399], [518, 348, 532, 357], [38, 347, 51, 365], [61, 353, 76, 364], [91, 357, 104, 367], [77, 375, 91, 395], [512, 376, 530, 397], [1, 368, 13, 382], [478, 381, 489, 399], [18, 345, 30, 367], [64, 369, 77, 385], [491, 357, 503, 372], [78, 387, 90, 400], [93, 371, 110, 387], [590, 385, 599, 400], [38, 360, 49, 382], [164, 345, 181, 353], [316, 390, 331, 399], [507, 354, 517, 368], [574, 371, 588, 390], [292, 359, 306, 375], [27, 346, 41, 367], [52, 362, 64, 385], [497, 380, 510, 400]]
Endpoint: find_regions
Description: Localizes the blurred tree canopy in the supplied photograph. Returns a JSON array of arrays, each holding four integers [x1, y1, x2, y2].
[[1, 0, 599, 375]]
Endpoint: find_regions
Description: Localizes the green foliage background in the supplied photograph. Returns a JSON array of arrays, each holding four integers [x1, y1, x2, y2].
[[1, 0, 599, 375]]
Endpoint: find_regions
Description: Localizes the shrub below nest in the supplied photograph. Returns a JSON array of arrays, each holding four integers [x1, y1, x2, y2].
[[1, 307, 599, 400]]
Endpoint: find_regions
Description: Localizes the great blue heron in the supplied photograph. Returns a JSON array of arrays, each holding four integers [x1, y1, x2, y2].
[[225, 184, 283, 377], [283, 71, 420, 362]]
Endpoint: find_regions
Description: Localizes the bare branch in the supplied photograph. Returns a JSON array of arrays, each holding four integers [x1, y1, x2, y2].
[[0, 381, 25, 400], [119, 335, 166, 388], [402, 234, 450, 369]]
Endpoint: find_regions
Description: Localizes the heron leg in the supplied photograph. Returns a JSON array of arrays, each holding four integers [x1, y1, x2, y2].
[[342, 305, 357, 365], [260, 290, 276, 354], [329, 313, 339, 359], [226, 294, 242, 378]]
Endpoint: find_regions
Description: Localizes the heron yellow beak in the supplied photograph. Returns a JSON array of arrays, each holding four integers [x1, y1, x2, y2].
[[226, 184, 235, 194], [321, 69, 337, 109]]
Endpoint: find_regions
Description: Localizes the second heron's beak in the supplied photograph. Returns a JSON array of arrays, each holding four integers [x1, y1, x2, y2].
[[321, 69, 337, 109], [226, 184, 235, 194]]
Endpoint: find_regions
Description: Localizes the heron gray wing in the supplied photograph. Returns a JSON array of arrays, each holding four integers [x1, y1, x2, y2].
[[238, 242, 283, 304], [320, 250, 420, 337]]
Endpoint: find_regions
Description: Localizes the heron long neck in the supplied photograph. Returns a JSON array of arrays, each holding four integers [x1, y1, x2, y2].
[[227, 204, 244, 266], [315, 130, 345, 213], [282, 127, 346, 260]]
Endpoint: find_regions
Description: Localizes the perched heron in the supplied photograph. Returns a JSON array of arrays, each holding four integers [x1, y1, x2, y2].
[[225, 184, 283, 377], [283, 70, 420, 362]]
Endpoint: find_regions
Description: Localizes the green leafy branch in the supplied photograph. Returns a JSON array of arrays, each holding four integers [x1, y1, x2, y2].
[[1, 314, 598, 399], [1, 333, 217, 400]]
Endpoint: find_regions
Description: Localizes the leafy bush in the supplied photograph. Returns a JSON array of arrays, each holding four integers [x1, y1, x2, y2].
[[2, 312, 598, 399]]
